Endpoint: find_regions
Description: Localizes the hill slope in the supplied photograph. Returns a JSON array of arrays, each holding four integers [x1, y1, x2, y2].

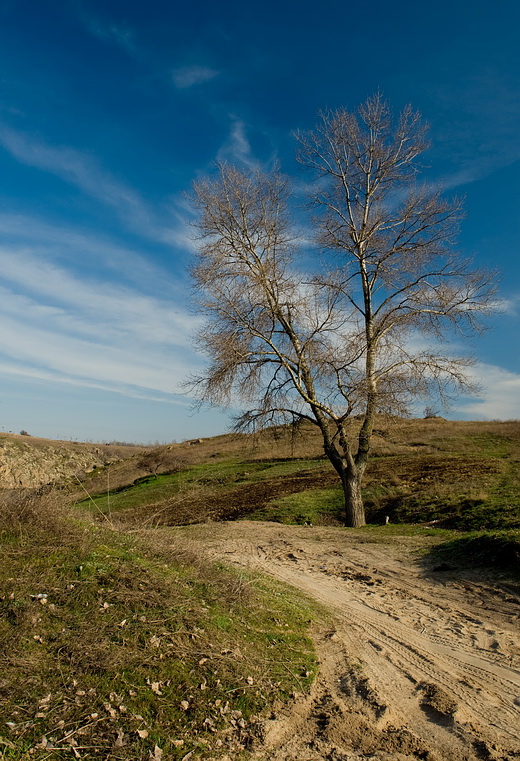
[[69, 419, 520, 536]]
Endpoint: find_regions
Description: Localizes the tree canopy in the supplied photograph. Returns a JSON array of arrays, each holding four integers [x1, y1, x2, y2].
[[187, 95, 496, 526]]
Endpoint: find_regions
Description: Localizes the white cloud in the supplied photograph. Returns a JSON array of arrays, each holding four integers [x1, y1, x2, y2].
[[0, 359, 186, 405], [0, 311, 189, 394], [0, 240, 203, 401], [0, 212, 185, 294], [86, 20, 136, 54], [495, 293, 520, 317], [172, 65, 218, 89], [455, 363, 520, 420]]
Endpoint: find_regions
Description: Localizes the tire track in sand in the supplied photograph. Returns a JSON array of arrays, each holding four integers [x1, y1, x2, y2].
[[170, 522, 520, 760]]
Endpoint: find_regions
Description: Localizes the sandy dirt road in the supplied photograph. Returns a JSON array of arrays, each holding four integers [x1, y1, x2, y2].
[[175, 521, 520, 761]]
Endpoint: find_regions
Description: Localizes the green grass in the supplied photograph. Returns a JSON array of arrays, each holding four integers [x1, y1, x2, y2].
[[463, 432, 517, 458], [246, 487, 344, 525], [76, 458, 325, 516], [426, 432, 511, 457], [349, 523, 455, 539], [362, 456, 520, 531], [0, 492, 319, 760], [82, 423, 519, 532], [251, 471, 519, 538], [65, 419, 520, 581], [77, 461, 249, 513]]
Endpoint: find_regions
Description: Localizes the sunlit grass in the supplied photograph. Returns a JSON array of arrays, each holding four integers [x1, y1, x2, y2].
[[76, 458, 326, 515], [0, 491, 319, 760]]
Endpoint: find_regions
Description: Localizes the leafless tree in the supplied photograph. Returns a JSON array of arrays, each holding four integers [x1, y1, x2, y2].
[[188, 95, 496, 526]]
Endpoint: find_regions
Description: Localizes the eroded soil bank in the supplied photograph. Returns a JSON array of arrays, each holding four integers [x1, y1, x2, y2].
[[161, 521, 520, 761]]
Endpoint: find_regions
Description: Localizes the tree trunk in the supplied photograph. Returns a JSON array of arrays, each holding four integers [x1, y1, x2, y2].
[[341, 467, 366, 528], [320, 427, 366, 528]]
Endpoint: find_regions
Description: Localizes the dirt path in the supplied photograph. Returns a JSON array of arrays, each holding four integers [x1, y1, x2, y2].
[[175, 521, 520, 761]]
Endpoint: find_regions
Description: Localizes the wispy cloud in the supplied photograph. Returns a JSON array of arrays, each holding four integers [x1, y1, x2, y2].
[[217, 119, 258, 168], [172, 65, 218, 89], [0, 256, 197, 349], [73, 2, 138, 56], [0, 212, 184, 293], [493, 293, 520, 317], [0, 309, 187, 397], [0, 360, 186, 405], [430, 69, 520, 189], [0, 237, 202, 400], [77, 7, 218, 93], [0, 125, 184, 245], [85, 19, 136, 54]]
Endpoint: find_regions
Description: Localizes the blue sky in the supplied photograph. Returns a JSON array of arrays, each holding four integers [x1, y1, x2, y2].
[[0, 0, 519, 442]]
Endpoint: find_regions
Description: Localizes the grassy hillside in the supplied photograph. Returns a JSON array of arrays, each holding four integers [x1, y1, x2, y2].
[[0, 491, 319, 759], [69, 418, 520, 577], [1, 418, 518, 757], [74, 418, 520, 532]]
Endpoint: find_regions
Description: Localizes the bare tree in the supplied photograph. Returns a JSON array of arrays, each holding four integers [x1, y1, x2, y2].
[[188, 95, 496, 527], [138, 448, 168, 480]]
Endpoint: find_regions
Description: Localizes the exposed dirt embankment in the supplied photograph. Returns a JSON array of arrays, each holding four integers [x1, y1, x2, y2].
[[0, 434, 146, 488], [166, 521, 520, 761]]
